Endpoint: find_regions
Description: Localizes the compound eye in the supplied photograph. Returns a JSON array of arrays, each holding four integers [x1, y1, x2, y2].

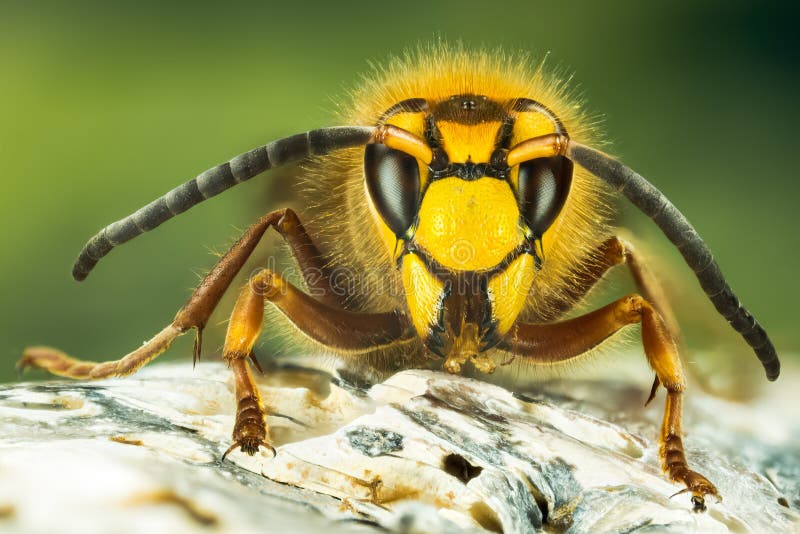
[[517, 156, 573, 237], [364, 143, 421, 238]]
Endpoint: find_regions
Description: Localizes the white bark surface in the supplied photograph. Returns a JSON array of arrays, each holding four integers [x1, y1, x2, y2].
[[1, 360, 798, 533]]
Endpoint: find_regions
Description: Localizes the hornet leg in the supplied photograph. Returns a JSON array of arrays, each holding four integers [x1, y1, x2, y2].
[[500, 295, 718, 509], [220, 268, 412, 457], [18, 208, 343, 378]]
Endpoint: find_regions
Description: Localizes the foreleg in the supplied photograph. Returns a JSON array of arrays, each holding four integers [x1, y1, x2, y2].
[[219, 268, 413, 457], [500, 295, 718, 509]]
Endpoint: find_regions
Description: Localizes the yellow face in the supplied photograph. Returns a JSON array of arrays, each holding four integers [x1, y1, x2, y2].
[[365, 95, 569, 355], [414, 176, 521, 272]]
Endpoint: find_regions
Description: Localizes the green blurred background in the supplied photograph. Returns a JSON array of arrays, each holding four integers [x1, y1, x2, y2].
[[1, 0, 798, 386]]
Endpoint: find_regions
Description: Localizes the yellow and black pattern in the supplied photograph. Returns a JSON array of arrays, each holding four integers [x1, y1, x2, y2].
[[303, 45, 611, 364]]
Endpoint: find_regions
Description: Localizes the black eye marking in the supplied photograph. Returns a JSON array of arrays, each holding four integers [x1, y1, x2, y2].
[[364, 143, 421, 239], [517, 156, 573, 241], [511, 98, 567, 135], [378, 98, 429, 122]]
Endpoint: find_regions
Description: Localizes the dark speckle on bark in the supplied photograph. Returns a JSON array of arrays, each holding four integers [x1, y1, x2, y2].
[[345, 427, 404, 457]]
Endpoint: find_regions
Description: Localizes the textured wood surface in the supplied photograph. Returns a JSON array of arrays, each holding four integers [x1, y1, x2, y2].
[[1, 360, 798, 533]]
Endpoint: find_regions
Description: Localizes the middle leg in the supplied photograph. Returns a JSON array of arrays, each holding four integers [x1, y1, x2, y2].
[[547, 236, 679, 338], [18, 208, 344, 380], [541, 235, 681, 397]]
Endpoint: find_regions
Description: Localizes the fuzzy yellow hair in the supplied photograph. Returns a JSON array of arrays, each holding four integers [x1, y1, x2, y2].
[[300, 43, 613, 332]]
